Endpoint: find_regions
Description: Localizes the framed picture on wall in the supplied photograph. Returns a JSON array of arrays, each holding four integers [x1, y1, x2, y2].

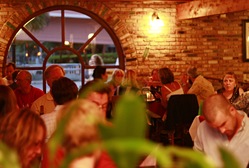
[[242, 20, 249, 62]]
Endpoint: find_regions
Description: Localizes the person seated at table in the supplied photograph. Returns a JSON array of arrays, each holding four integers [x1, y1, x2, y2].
[[3, 62, 16, 85], [41, 99, 116, 168], [216, 71, 244, 104], [119, 69, 141, 95], [41, 77, 78, 142], [106, 69, 125, 119], [14, 70, 44, 109], [194, 94, 249, 168], [156, 67, 184, 121], [181, 66, 214, 105], [146, 69, 162, 87], [143, 69, 164, 118], [9, 70, 20, 90], [146, 69, 162, 100], [79, 80, 111, 120], [31, 65, 65, 115], [107, 68, 125, 96], [0, 108, 46, 168]]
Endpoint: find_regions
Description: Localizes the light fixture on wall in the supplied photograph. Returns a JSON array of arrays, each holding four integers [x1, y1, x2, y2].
[[152, 12, 160, 21], [150, 12, 163, 28]]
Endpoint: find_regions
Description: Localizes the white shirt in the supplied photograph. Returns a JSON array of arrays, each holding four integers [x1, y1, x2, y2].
[[41, 105, 64, 142], [31, 91, 55, 115], [194, 111, 249, 168]]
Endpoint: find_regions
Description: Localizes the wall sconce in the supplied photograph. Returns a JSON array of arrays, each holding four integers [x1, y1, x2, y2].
[[152, 12, 159, 21], [150, 12, 163, 28]]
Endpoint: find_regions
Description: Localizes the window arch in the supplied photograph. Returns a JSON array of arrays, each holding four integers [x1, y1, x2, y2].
[[7, 6, 125, 92]]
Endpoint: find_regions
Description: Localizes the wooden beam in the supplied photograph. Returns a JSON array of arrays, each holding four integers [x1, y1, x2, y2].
[[176, 0, 249, 20], [96, 0, 192, 2]]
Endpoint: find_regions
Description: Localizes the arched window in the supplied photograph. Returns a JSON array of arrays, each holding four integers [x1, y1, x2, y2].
[[7, 7, 125, 92]]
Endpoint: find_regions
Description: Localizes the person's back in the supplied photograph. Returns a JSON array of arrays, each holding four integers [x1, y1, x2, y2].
[[158, 67, 183, 103], [188, 75, 214, 103], [157, 67, 184, 120], [31, 65, 65, 115], [185, 66, 214, 104], [41, 77, 78, 142], [91, 66, 108, 82]]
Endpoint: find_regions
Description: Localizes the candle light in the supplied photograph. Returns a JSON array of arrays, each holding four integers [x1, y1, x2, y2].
[[146, 93, 149, 100]]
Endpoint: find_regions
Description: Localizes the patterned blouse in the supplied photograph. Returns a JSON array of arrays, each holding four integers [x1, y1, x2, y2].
[[233, 91, 249, 116], [217, 86, 240, 104]]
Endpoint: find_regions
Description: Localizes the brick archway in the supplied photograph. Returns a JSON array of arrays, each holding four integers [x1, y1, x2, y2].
[[1, 1, 137, 75]]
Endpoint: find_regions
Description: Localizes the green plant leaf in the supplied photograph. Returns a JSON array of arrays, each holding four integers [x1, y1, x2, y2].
[[219, 146, 242, 168], [98, 92, 148, 167], [102, 138, 172, 168], [164, 146, 216, 168], [0, 141, 20, 168], [112, 93, 147, 139]]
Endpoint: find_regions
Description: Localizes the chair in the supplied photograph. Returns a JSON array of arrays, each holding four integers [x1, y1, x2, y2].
[[162, 94, 199, 146]]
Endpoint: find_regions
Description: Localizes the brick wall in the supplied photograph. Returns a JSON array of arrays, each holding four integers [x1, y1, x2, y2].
[[0, 0, 249, 84]]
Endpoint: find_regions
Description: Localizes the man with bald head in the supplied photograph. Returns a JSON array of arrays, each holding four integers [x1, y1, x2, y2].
[[14, 70, 44, 109], [194, 94, 249, 168], [31, 65, 65, 115]]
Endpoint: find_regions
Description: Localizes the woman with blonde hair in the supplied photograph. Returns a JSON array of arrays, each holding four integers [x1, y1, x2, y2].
[[106, 69, 125, 119], [216, 71, 244, 103], [42, 99, 116, 168], [0, 108, 46, 168], [58, 99, 105, 152], [120, 70, 140, 94], [107, 69, 125, 96]]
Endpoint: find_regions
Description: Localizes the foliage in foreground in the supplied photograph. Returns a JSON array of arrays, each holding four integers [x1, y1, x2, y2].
[[0, 93, 242, 168]]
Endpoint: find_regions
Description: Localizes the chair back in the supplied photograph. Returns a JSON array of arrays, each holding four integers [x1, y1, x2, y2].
[[165, 94, 199, 131]]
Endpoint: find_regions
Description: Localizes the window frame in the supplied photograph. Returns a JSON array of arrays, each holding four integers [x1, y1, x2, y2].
[[5, 6, 125, 92]]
